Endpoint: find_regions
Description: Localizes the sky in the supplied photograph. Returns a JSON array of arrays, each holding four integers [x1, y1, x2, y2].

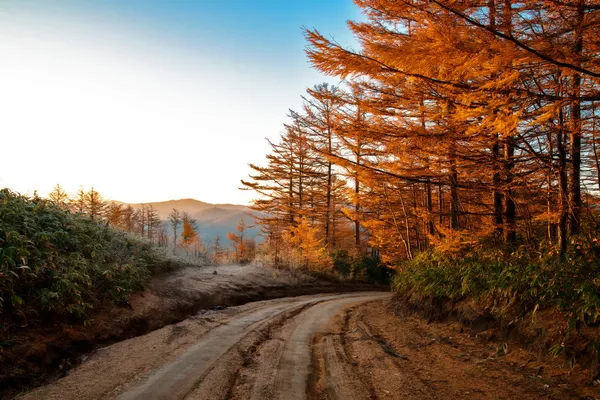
[[0, 0, 360, 205]]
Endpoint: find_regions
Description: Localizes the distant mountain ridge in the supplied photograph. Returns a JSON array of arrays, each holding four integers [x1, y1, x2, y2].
[[123, 198, 262, 243], [125, 198, 251, 219]]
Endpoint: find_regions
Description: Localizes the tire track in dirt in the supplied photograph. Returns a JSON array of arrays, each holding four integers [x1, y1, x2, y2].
[[270, 295, 388, 400], [182, 302, 314, 400], [24, 292, 597, 400], [117, 293, 388, 400], [311, 307, 376, 400]]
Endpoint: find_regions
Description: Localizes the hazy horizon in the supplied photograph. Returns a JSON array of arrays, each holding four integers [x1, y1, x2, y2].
[[0, 0, 360, 205]]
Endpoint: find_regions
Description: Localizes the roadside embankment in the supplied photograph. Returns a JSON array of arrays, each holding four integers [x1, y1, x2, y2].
[[391, 291, 600, 385], [1, 264, 385, 398]]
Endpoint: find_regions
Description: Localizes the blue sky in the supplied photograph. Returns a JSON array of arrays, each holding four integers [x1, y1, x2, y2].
[[0, 0, 360, 204]]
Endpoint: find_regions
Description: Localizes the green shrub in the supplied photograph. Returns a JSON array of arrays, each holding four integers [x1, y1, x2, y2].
[[332, 249, 393, 285], [393, 239, 600, 328], [0, 189, 174, 327]]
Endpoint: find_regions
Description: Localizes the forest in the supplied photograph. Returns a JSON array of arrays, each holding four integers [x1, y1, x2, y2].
[[244, 0, 600, 342]]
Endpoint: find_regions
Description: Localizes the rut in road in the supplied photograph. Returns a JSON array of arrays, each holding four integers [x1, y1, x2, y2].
[[272, 298, 375, 400], [118, 292, 389, 400]]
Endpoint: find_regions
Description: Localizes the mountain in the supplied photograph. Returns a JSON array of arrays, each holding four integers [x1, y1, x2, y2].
[[125, 199, 262, 243]]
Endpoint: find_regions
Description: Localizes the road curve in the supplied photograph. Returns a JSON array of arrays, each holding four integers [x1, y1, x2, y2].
[[117, 292, 389, 400], [22, 290, 577, 400]]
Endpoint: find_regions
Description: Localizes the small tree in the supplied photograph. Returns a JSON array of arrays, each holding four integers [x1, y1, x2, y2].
[[146, 205, 161, 241], [227, 218, 254, 263], [72, 187, 87, 214], [168, 208, 182, 250], [157, 225, 169, 247], [106, 202, 123, 228], [48, 184, 69, 209], [283, 217, 331, 271], [181, 218, 198, 246], [245, 237, 257, 263], [137, 205, 146, 237], [182, 211, 196, 228], [212, 235, 225, 264], [121, 205, 136, 232], [86, 187, 107, 220]]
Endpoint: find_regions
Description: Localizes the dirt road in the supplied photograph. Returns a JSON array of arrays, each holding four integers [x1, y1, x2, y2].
[[20, 293, 387, 400], [19, 291, 598, 400]]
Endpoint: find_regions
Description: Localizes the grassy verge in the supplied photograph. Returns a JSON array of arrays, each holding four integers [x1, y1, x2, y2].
[[393, 238, 600, 363]]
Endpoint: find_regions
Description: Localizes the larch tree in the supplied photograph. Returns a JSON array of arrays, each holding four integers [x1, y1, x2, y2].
[[181, 216, 198, 247], [48, 184, 69, 209], [85, 187, 107, 220], [243, 0, 600, 269], [145, 205, 161, 241], [72, 187, 87, 214], [295, 83, 342, 247], [106, 203, 124, 228], [212, 235, 226, 264], [302, 0, 599, 259], [227, 218, 252, 263], [168, 208, 182, 250]]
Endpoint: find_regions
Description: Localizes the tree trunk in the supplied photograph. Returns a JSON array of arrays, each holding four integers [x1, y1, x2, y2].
[[438, 182, 444, 226], [503, 136, 516, 244], [412, 184, 421, 250], [325, 119, 333, 245], [354, 151, 361, 248], [420, 97, 434, 237], [591, 102, 600, 191], [489, 0, 503, 237], [558, 106, 569, 256], [399, 195, 413, 260], [426, 180, 434, 235], [449, 142, 460, 230], [493, 136, 504, 236], [568, 0, 584, 235], [173, 224, 178, 250]]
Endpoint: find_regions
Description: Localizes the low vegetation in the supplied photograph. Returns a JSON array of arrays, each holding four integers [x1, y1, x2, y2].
[[331, 249, 392, 285], [0, 189, 193, 335], [394, 237, 600, 328]]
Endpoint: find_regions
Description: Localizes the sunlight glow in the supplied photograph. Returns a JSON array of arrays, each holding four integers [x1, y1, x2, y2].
[[0, 1, 355, 204]]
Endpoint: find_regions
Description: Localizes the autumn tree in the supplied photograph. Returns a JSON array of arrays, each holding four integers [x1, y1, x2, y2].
[[180, 211, 198, 246], [72, 187, 87, 214], [299, 0, 600, 260], [106, 202, 123, 228], [243, 0, 599, 270], [121, 205, 137, 233], [242, 122, 324, 252], [48, 184, 69, 209], [137, 204, 146, 237], [85, 187, 107, 220], [157, 225, 169, 247], [227, 218, 254, 263], [282, 217, 331, 271], [294, 83, 342, 247]]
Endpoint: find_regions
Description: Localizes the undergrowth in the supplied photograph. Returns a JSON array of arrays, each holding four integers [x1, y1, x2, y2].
[[0, 189, 191, 334], [393, 236, 600, 333], [332, 249, 393, 285]]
